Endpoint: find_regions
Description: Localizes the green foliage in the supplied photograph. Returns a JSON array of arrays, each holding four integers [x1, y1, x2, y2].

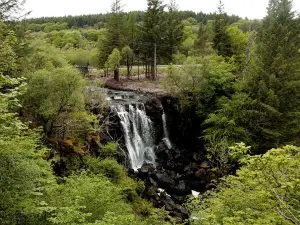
[[0, 22, 18, 75], [180, 25, 197, 55], [141, 0, 166, 79], [83, 29, 101, 42], [163, 55, 235, 115], [97, 0, 126, 68], [0, 75, 27, 137], [125, 12, 138, 49], [122, 45, 134, 76], [194, 22, 213, 56], [44, 23, 68, 33], [172, 51, 187, 64], [27, 23, 45, 32], [64, 48, 91, 67], [23, 67, 85, 133], [213, 1, 233, 58], [84, 158, 127, 184], [27, 40, 68, 71], [99, 142, 119, 158], [62, 30, 82, 48], [164, 2, 184, 60], [203, 94, 255, 147], [187, 145, 300, 225], [106, 48, 122, 70], [0, 136, 53, 225], [226, 24, 249, 71], [180, 36, 195, 55], [204, 0, 300, 153], [39, 173, 134, 224], [0, 10, 174, 225], [0, 68, 54, 225], [206, 140, 250, 176], [183, 17, 198, 26]]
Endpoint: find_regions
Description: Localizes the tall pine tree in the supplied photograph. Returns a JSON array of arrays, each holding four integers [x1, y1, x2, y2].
[[204, 0, 300, 152], [163, 0, 183, 61], [98, 0, 126, 81], [213, 0, 233, 58], [142, 0, 165, 80]]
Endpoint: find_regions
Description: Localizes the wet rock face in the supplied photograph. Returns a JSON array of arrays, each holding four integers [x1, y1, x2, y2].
[[145, 97, 164, 145], [131, 141, 215, 220], [89, 88, 216, 220], [159, 95, 204, 152]]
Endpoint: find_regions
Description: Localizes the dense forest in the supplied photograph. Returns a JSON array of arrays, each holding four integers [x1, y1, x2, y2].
[[1, 0, 300, 224], [24, 11, 241, 29]]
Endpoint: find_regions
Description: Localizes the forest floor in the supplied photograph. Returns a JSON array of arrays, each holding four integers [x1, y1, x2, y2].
[[102, 73, 167, 95]]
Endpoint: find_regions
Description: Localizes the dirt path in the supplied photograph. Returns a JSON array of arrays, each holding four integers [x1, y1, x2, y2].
[[103, 73, 167, 95]]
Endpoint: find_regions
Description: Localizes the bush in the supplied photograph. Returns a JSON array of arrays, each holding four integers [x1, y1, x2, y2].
[[24, 66, 85, 133], [38, 173, 134, 224], [187, 146, 300, 225], [27, 40, 68, 71], [84, 158, 127, 184]]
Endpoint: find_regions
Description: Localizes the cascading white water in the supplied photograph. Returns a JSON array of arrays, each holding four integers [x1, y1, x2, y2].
[[113, 103, 156, 170], [162, 112, 172, 149]]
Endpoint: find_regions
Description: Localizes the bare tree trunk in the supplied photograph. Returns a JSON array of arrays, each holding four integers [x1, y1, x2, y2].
[[126, 57, 130, 78], [151, 61, 155, 80], [138, 57, 140, 80], [114, 68, 120, 82], [153, 42, 157, 80]]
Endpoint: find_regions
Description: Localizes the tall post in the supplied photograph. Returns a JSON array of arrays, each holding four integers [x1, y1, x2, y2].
[[154, 42, 157, 80], [137, 56, 140, 80]]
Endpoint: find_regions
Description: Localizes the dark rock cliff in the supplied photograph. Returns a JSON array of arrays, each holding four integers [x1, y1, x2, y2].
[[91, 88, 215, 220]]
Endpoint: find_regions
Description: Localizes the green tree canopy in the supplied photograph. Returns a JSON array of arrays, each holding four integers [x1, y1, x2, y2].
[[163, 55, 235, 115], [23, 67, 85, 134], [204, 0, 300, 153], [188, 145, 300, 225]]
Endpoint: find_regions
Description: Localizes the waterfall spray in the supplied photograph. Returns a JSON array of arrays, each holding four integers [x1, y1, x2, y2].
[[162, 112, 172, 149], [113, 104, 156, 170]]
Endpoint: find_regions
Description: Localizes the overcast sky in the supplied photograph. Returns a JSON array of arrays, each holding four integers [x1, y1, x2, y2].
[[24, 0, 300, 19]]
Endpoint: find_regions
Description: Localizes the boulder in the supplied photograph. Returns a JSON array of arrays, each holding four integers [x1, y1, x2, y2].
[[167, 180, 192, 196], [154, 173, 176, 188]]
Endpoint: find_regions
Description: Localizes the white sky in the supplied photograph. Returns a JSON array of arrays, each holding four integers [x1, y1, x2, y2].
[[24, 0, 300, 19]]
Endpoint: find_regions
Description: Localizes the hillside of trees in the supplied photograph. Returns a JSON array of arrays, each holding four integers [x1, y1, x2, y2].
[[24, 11, 241, 28], [1, 0, 300, 224]]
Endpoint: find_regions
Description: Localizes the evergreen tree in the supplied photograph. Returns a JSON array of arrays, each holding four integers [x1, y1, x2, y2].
[[125, 12, 138, 50], [194, 22, 210, 55], [163, 0, 183, 61], [142, 0, 166, 80], [106, 48, 122, 82], [122, 45, 134, 78], [253, 0, 300, 146], [98, 0, 126, 80], [205, 0, 300, 152], [213, 0, 233, 58]]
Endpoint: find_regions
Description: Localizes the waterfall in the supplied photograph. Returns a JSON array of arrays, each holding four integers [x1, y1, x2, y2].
[[162, 112, 172, 149], [113, 103, 156, 170]]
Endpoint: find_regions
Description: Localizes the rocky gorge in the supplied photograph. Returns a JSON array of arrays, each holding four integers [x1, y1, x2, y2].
[[87, 87, 216, 219]]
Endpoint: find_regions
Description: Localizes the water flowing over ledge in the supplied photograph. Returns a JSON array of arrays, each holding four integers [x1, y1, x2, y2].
[[162, 112, 172, 150], [112, 103, 156, 170]]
